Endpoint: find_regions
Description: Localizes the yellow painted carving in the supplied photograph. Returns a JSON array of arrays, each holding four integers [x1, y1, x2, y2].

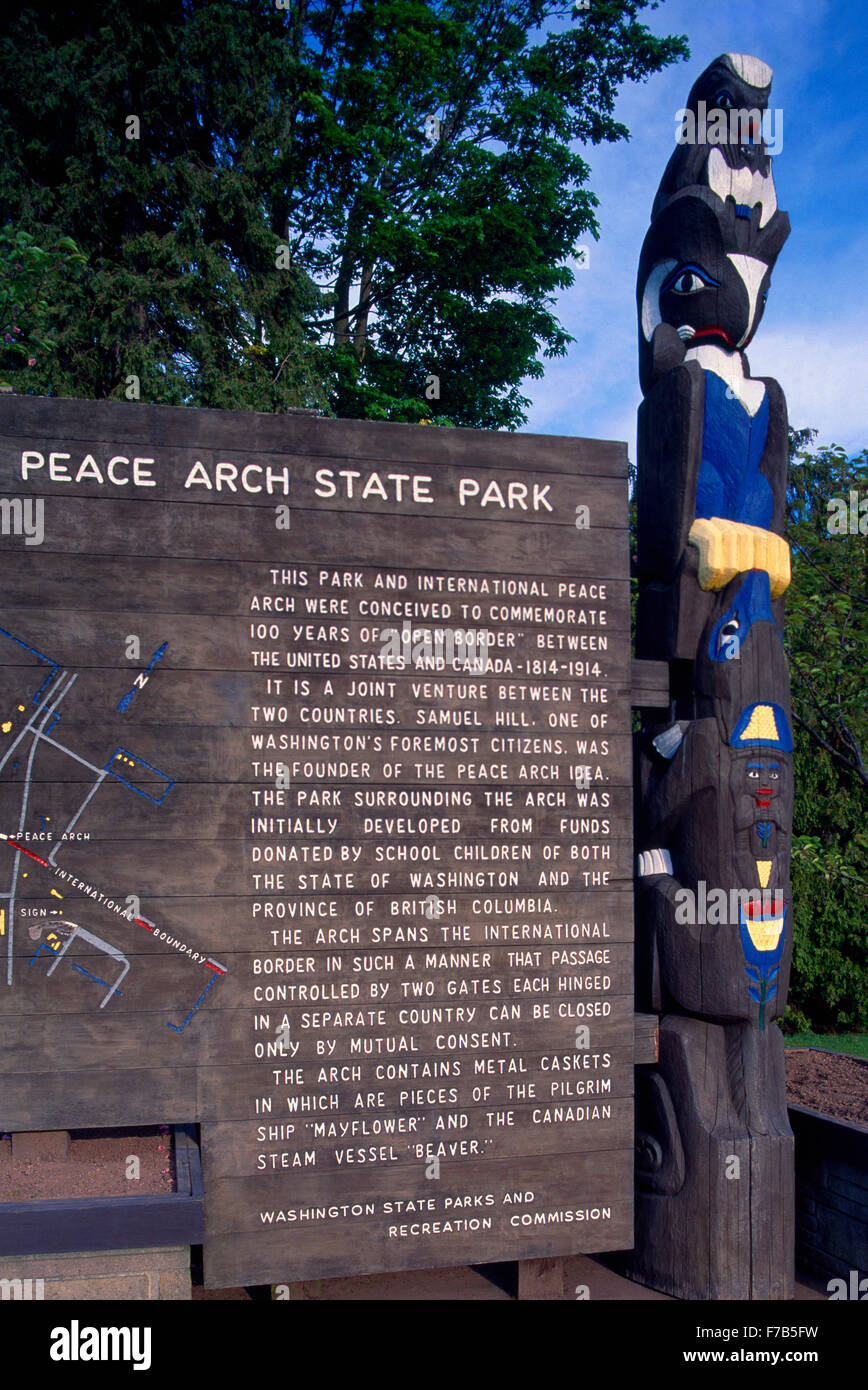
[[746, 915, 784, 952], [756, 860, 772, 888], [738, 704, 780, 741], [687, 518, 790, 596]]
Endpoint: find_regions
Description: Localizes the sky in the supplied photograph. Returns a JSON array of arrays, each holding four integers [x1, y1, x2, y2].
[[519, 0, 868, 460]]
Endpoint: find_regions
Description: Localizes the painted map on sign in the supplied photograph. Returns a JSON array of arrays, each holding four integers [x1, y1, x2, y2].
[[0, 623, 225, 1022]]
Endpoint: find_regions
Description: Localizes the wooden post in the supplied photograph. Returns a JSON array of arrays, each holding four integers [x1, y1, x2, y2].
[[627, 51, 796, 1300]]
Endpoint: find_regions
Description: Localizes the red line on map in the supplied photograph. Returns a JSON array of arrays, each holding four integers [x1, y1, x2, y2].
[[2, 834, 225, 976], [7, 839, 50, 867]]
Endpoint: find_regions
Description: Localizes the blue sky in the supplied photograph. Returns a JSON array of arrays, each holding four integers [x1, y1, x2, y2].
[[520, 0, 868, 459]]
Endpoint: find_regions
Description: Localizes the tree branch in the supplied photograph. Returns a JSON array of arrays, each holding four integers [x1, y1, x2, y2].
[[792, 710, 868, 788]]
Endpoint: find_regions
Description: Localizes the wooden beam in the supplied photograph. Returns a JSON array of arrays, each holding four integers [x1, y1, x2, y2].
[[634, 1013, 659, 1064], [0, 1126, 203, 1256], [630, 659, 670, 707]]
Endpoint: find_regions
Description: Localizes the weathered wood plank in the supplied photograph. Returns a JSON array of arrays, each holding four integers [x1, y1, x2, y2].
[[634, 1013, 659, 1064], [630, 658, 670, 708], [201, 1149, 633, 1285], [0, 396, 628, 476]]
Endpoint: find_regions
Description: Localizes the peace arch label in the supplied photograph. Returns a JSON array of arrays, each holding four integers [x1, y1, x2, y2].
[[0, 396, 633, 1284]]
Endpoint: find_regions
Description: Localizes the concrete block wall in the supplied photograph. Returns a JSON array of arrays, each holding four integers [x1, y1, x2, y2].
[[0, 1246, 191, 1299]]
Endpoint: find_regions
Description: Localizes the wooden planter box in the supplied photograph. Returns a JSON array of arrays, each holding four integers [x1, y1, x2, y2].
[[789, 1051, 868, 1285], [0, 1124, 203, 1258]]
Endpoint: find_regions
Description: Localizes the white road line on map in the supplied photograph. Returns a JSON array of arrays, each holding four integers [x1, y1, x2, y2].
[[35, 733, 105, 777], [48, 771, 108, 866], [0, 669, 70, 775], [5, 674, 77, 985]]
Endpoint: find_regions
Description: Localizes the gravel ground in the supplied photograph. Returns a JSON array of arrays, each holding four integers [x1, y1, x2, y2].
[[0, 1125, 174, 1199], [785, 1047, 868, 1125]]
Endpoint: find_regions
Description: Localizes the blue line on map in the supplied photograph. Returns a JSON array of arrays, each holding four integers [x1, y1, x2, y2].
[[116, 641, 168, 714], [0, 626, 59, 705], [72, 961, 123, 997], [104, 748, 175, 804], [167, 972, 219, 1032], [29, 944, 58, 965]]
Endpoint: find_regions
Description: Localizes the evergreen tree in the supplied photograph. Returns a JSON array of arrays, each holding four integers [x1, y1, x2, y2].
[[0, 0, 330, 410], [0, 226, 84, 384], [0, 0, 688, 422], [784, 432, 868, 1030]]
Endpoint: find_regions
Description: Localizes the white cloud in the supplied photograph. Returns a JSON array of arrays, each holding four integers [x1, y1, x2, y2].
[[524, 316, 868, 462], [747, 319, 868, 454]]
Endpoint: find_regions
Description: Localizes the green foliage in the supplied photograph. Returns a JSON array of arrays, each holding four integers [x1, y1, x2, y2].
[[782, 432, 868, 1032], [0, 1, 332, 411], [291, 0, 688, 425], [0, 227, 85, 383], [783, 1032, 868, 1058], [0, 0, 688, 422]]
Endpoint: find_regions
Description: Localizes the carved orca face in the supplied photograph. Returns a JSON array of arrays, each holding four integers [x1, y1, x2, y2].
[[651, 54, 782, 227], [640, 193, 783, 352], [637, 189, 790, 388], [687, 53, 772, 116], [656, 253, 768, 352], [684, 52, 773, 170]]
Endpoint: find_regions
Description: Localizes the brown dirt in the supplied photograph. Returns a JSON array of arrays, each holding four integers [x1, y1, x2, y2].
[[785, 1048, 868, 1125], [0, 1126, 175, 1201]]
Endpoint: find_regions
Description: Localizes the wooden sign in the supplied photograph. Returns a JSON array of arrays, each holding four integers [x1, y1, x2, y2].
[[0, 396, 633, 1285]]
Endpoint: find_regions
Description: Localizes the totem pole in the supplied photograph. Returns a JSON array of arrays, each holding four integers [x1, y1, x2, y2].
[[629, 54, 795, 1299]]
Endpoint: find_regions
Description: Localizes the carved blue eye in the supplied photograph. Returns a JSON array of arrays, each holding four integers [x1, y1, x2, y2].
[[672, 272, 704, 293], [662, 264, 720, 295], [717, 617, 740, 654], [715, 89, 735, 109]]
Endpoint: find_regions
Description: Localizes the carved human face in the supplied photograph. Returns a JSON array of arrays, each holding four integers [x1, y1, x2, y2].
[[729, 751, 791, 825], [744, 758, 782, 808]]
